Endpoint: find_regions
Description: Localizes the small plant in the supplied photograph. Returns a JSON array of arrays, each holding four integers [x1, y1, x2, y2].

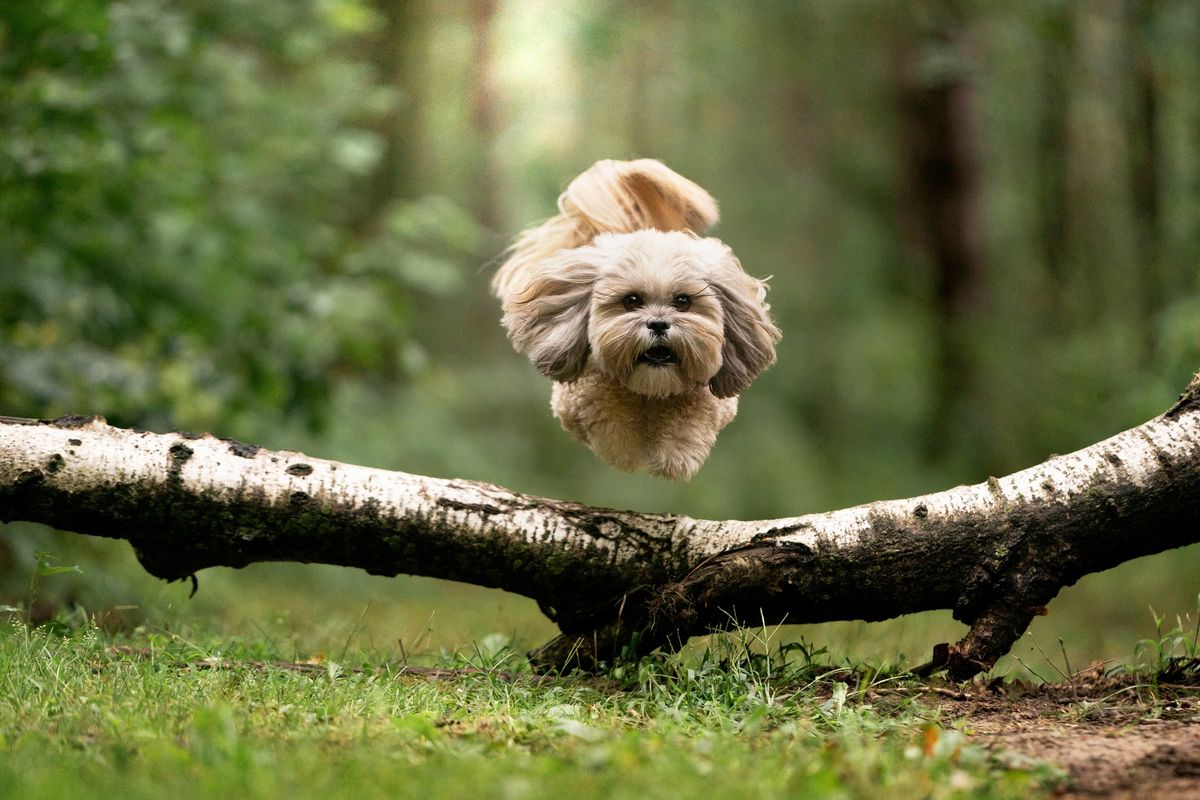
[[19, 550, 83, 628], [1132, 596, 1200, 699]]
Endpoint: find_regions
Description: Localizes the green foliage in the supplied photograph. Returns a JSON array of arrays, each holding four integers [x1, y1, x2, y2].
[[0, 0, 480, 435]]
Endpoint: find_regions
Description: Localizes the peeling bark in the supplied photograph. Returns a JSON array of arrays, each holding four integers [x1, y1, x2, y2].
[[2, 374, 1200, 681]]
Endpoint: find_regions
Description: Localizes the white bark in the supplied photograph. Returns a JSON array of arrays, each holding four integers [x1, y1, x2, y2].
[[727, 404, 1200, 554], [9, 406, 1194, 562]]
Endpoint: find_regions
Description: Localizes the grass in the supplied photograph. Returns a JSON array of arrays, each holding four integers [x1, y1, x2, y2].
[[7, 529, 1200, 798], [0, 618, 1060, 800]]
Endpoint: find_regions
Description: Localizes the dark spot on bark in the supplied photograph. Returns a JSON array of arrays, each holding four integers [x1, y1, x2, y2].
[[290, 491, 312, 507], [286, 463, 313, 476], [167, 442, 194, 487], [177, 430, 203, 440], [45, 454, 65, 474], [15, 469, 44, 489], [436, 498, 503, 515], [68, 438, 82, 446], [223, 439, 260, 459], [52, 415, 101, 429], [168, 442, 194, 462], [1106, 452, 1122, 466], [913, 503, 929, 518], [751, 522, 812, 542]]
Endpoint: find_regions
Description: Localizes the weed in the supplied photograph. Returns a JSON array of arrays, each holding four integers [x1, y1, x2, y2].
[[1129, 597, 1200, 702]]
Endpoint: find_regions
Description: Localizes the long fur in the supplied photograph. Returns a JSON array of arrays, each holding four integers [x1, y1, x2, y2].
[[494, 159, 780, 479], [491, 159, 719, 300]]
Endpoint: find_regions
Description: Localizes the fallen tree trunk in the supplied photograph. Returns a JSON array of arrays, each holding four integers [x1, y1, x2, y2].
[[2, 374, 1200, 680]]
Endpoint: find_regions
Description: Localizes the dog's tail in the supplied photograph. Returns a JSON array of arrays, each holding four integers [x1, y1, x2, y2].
[[491, 159, 720, 299]]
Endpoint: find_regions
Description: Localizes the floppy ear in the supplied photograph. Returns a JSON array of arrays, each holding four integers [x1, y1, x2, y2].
[[706, 252, 782, 399], [502, 248, 599, 382]]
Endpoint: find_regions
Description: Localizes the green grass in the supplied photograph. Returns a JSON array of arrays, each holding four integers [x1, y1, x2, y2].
[[9, 529, 1200, 798], [0, 620, 1058, 800]]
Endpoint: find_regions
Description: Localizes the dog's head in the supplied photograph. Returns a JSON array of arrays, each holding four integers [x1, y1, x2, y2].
[[503, 230, 780, 399]]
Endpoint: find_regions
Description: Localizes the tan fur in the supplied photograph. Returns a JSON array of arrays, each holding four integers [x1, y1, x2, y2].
[[552, 375, 738, 481], [491, 159, 719, 299], [494, 159, 780, 480]]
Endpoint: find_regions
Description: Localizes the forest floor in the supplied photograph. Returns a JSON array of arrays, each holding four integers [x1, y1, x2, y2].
[[5, 619, 1200, 799], [929, 670, 1200, 799]]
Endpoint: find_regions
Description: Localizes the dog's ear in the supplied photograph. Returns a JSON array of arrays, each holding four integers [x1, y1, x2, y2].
[[502, 249, 598, 382], [706, 250, 782, 399]]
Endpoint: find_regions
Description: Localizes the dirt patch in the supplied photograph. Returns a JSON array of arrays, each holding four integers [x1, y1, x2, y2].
[[985, 718, 1200, 798], [924, 672, 1200, 798]]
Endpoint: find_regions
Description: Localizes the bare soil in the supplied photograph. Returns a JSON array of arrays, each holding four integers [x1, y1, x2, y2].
[[926, 668, 1200, 798]]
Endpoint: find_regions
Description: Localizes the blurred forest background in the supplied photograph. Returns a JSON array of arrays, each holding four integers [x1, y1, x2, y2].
[[2, 0, 1199, 675]]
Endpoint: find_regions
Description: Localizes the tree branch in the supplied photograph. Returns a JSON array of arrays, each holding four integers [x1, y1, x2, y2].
[[2, 373, 1199, 680]]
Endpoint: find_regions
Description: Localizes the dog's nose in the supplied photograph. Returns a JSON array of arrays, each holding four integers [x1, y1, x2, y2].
[[647, 319, 669, 335]]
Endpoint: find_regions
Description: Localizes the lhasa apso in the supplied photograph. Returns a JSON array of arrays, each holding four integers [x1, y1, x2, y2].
[[492, 159, 781, 480]]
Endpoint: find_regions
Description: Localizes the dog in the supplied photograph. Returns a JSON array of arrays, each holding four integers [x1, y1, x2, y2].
[[492, 159, 781, 480]]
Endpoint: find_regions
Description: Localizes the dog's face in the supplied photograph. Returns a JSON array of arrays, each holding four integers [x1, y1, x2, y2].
[[504, 230, 779, 399], [587, 234, 725, 398]]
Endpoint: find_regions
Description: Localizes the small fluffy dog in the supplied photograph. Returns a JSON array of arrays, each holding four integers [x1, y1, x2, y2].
[[492, 159, 781, 480]]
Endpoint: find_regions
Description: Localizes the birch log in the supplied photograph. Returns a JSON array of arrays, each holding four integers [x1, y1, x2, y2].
[[2, 374, 1200, 680]]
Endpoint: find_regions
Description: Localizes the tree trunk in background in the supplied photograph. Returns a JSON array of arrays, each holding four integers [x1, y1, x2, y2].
[[1036, 4, 1074, 320], [896, 10, 989, 467], [348, 0, 421, 238], [1065, 4, 1142, 328], [1126, 0, 1164, 314], [468, 0, 501, 231]]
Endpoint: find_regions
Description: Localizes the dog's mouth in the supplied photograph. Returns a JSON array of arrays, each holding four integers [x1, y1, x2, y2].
[[636, 345, 679, 367]]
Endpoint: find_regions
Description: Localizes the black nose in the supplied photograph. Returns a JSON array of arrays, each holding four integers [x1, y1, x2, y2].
[[647, 319, 669, 335]]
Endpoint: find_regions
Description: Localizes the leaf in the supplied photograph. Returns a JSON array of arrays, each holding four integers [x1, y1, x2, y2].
[[34, 551, 82, 577], [921, 725, 939, 758]]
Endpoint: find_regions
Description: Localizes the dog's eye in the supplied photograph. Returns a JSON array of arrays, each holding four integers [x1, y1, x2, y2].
[[672, 293, 692, 311], [621, 294, 643, 311]]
